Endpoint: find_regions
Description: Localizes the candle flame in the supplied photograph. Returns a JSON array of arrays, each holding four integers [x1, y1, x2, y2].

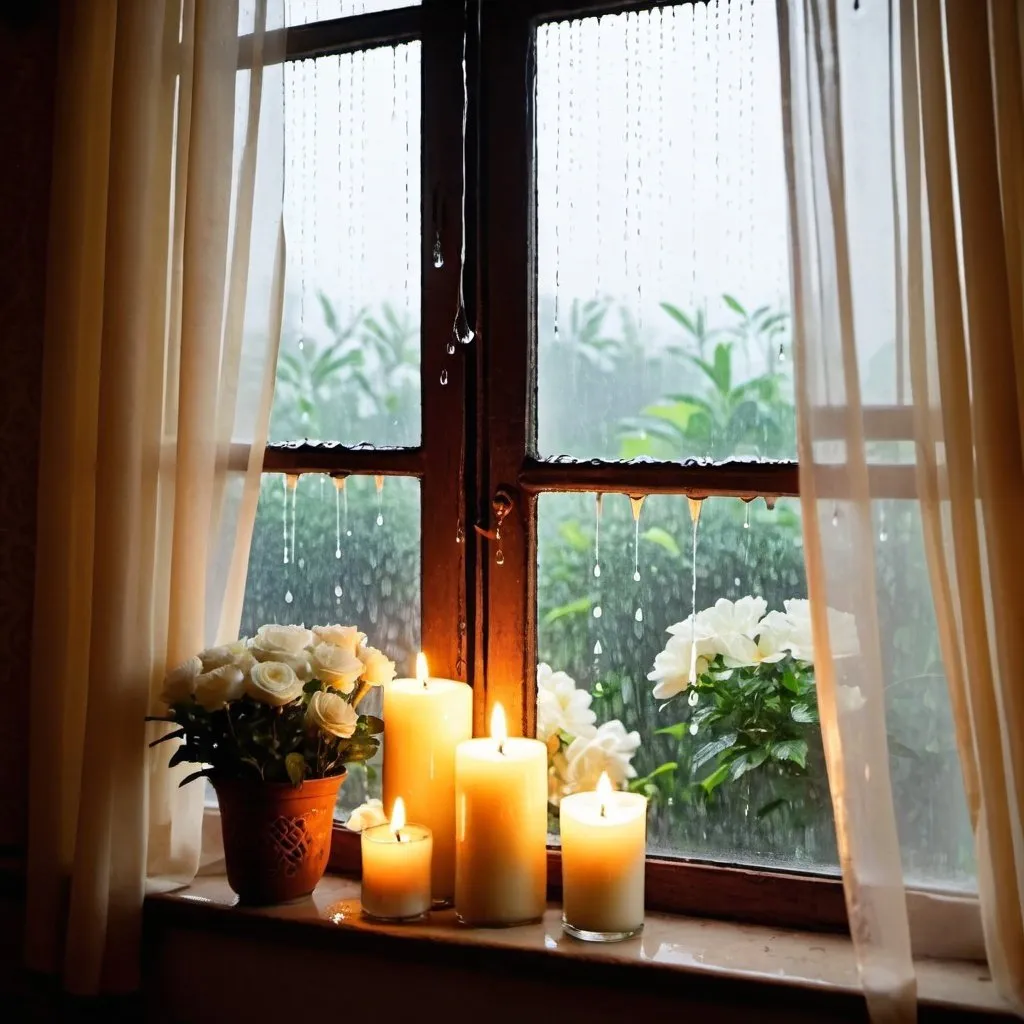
[[391, 797, 407, 839], [490, 702, 508, 751], [416, 652, 428, 686], [597, 771, 613, 817]]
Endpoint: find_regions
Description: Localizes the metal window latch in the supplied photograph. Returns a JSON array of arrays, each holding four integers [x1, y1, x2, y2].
[[474, 488, 515, 542]]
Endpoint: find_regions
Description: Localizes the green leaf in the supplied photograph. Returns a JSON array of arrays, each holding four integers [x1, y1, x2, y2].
[[769, 738, 809, 769], [790, 702, 818, 724], [542, 596, 592, 624], [756, 797, 790, 820], [629, 762, 678, 792], [692, 732, 739, 771], [360, 715, 385, 735], [618, 433, 656, 460], [641, 400, 703, 435], [729, 747, 769, 780], [723, 294, 747, 317], [303, 679, 325, 695], [781, 670, 802, 695], [557, 519, 591, 552], [179, 769, 211, 788], [700, 763, 731, 794], [660, 302, 696, 335], [148, 728, 186, 748], [285, 753, 307, 787], [712, 342, 732, 394], [642, 527, 681, 558], [654, 722, 690, 741]]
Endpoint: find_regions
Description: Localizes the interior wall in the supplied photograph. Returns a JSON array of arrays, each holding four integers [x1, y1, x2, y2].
[[0, 3, 58, 849]]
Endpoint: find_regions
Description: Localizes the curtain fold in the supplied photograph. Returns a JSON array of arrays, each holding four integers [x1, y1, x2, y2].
[[781, 0, 1024, 1017], [26, 0, 285, 995]]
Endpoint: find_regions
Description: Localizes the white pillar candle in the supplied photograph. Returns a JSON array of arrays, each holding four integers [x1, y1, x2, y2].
[[383, 653, 472, 904], [360, 798, 433, 921], [455, 703, 548, 926], [559, 773, 648, 941]]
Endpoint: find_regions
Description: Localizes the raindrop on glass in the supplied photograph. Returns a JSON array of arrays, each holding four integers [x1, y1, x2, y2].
[[831, 506, 840, 527], [634, 607, 643, 622], [455, 525, 464, 545], [593, 640, 603, 656], [446, 341, 456, 356], [743, 503, 750, 529], [453, 304, 475, 346], [334, 584, 343, 597], [440, 369, 449, 386], [432, 232, 444, 268], [285, 590, 294, 604], [495, 548, 505, 566], [632, 570, 641, 583], [593, 564, 601, 578], [688, 689, 699, 707], [688, 722, 699, 736], [376, 513, 384, 527], [778, 342, 785, 362], [592, 605, 603, 619], [593, 493, 603, 582], [734, 576, 741, 587], [375, 474, 384, 527]]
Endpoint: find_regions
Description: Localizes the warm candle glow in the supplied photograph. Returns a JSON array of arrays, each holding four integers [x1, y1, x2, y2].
[[416, 652, 428, 686], [391, 797, 407, 840], [490, 702, 508, 753], [596, 771, 613, 817]]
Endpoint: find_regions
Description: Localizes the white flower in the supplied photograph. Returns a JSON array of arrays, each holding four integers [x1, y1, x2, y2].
[[548, 750, 571, 807], [647, 633, 713, 700], [694, 597, 768, 666], [310, 642, 364, 694], [246, 661, 303, 706], [199, 640, 256, 675], [535, 663, 597, 743], [358, 645, 396, 687], [346, 799, 387, 832], [193, 664, 245, 711], [783, 599, 860, 663], [311, 624, 366, 654], [249, 624, 314, 678], [161, 656, 202, 705], [836, 684, 867, 713], [750, 610, 792, 665], [305, 689, 358, 739], [563, 720, 641, 792]]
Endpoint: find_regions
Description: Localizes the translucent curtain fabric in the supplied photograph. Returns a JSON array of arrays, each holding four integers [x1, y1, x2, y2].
[[25, 0, 285, 995], [780, 0, 1024, 1017]]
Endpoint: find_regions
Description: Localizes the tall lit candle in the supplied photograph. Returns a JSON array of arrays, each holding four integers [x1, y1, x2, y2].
[[455, 704, 547, 926], [360, 798, 433, 922], [383, 653, 472, 904], [559, 772, 647, 941]]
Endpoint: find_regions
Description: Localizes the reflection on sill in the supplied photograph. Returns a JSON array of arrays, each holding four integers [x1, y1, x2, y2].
[[146, 874, 1008, 1020]]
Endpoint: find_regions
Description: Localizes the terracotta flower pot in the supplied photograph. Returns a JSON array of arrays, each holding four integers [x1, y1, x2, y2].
[[213, 772, 345, 905]]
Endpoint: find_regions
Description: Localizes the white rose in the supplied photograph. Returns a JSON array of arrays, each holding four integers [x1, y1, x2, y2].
[[357, 645, 396, 687], [783, 599, 860, 663], [836, 684, 867, 713], [688, 596, 767, 666], [311, 624, 366, 654], [346, 799, 387, 832], [536, 663, 596, 743], [564, 720, 641, 792], [750, 610, 792, 665], [310, 642, 364, 693], [193, 664, 245, 711], [161, 656, 202, 705], [647, 633, 713, 701], [305, 689, 358, 739], [246, 661, 303, 706], [249, 624, 314, 679]]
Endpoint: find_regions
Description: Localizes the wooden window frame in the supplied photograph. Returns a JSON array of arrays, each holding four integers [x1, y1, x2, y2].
[[266, 0, 855, 934]]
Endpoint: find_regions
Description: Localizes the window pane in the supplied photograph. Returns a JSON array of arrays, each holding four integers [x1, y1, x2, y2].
[[536, 3, 794, 462], [242, 473, 421, 818], [537, 491, 976, 887], [284, 0, 420, 26], [273, 45, 421, 446]]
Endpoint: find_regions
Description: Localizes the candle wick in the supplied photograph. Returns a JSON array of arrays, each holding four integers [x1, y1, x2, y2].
[[395, 829, 403, 843], [497, 740, 505, 756], [600, 804, 607, 819]]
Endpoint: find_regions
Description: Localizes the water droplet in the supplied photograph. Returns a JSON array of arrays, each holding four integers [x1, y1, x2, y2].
[[688, 722, 698, 736], [743, 503, 750, 529], [593, 605, 603, 619], [432, 233, 444, 268], [285, 590, 294, 604], [346, 529, 353, 537], [831, 507, 840, 527], [446, 342, 456, 356], [593, 640, 603, 656], [495, 549, 505, 566], [879, 528, 888, 542], [634, 607, 643, 622], [297, 558, 305, 570], [593, 563, 601, 578], [778, 342, 785, 362], [298, 339, 304, 351], [764, 495, 778, 511], [440, 369, 449, 386], [453, 304, 475, 346], [335, 546, 341, 559], [334, 585, 342, 597], [376, 513, 384, 527], [632, 570, 641, 583], [688, 689, 699, 707], [455, 526, 464, 544]]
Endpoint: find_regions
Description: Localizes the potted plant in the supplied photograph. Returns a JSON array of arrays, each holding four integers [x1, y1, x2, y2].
[[150, 623, 394, 904]]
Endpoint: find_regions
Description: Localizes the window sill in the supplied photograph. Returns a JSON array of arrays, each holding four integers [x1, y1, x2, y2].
[[144, 874, 1011, 1022]]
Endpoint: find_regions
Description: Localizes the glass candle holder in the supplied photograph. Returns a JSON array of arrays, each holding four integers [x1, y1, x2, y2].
[[360, 820, 433, 922]]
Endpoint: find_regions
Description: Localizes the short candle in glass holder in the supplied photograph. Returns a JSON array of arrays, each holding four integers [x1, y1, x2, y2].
[[559, 772, 648, 942], [360, 798, 433, 922]]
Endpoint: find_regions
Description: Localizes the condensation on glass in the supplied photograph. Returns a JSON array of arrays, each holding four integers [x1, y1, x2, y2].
[[284, 0, 420, 26], [241, 473, 422, 817], [535, 2, 794, 462], [271, 44, 421, 447], [535, 490, 975, 887]]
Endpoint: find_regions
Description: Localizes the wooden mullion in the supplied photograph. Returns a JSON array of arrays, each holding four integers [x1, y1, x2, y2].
[[261, 443, 423, 477], [420, 0, 469, 682], [478, 0, 536, 737]]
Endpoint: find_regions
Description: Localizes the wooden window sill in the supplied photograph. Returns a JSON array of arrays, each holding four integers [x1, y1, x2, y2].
[[144, 874, 1011, 1022]]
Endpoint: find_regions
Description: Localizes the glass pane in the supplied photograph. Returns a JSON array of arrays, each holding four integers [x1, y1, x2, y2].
[[536, 3, 795, 462], [285, 0, 420, 26], [272, 45, 421, 446], [536, 491, 976, 887], [241, 473, 421, 818]]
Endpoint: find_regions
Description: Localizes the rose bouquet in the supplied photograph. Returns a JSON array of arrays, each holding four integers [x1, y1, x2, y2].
[[537, 663, 642, 820], [150, 623, 395, 787], [648, 597, 860, 796]]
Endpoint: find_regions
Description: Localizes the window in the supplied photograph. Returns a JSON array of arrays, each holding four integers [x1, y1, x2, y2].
[[247, 0, 975, 922]]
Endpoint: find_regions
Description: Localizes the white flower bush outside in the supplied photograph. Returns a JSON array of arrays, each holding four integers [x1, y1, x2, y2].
[[537, 662, 641, 810]]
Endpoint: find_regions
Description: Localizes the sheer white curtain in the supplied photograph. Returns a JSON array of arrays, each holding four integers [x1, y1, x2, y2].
[[25, 0, 285, 995], [780, 0, 1024, 1019]]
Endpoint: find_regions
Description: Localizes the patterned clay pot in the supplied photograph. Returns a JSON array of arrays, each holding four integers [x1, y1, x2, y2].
[[213, 772, 345, 905]]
